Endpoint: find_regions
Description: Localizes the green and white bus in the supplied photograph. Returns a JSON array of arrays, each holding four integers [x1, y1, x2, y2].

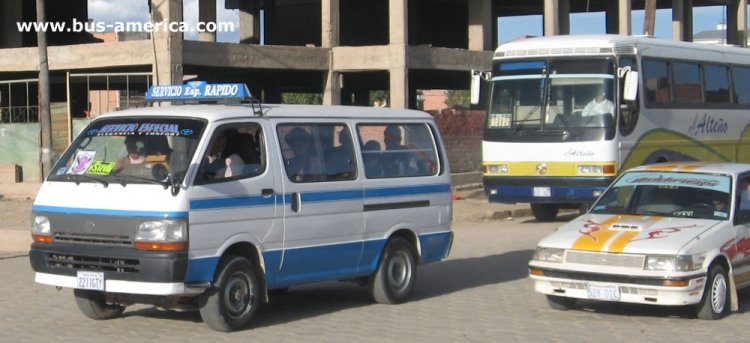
[[473, 34, 750, 221]]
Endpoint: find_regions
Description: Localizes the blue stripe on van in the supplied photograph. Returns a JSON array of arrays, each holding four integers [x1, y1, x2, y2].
[[190, 194, 276, 210], [190, 183, 451, 211], [185, 231, 453, 286], [31, 205, 188, 218]]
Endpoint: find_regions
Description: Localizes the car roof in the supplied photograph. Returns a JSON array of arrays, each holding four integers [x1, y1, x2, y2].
[[95, 103, 433, 122], [628, 162, 750, 177]]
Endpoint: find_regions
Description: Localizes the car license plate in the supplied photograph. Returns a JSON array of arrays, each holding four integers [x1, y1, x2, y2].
[[533, 187, 551, 197], [587, 283, 620, 301], [77, 271, 105, 291]]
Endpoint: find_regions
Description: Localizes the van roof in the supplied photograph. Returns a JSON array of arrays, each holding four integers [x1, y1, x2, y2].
[[96, 103, 434, 122]]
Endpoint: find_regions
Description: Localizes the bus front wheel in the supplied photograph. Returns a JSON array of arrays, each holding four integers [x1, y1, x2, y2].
[[531, 204, 559, 222]]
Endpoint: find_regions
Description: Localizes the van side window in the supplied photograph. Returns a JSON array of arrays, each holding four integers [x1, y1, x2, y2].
[[195, 123, 265, 184], [357, 123, 439, 179], [278, 124, 356, 183]]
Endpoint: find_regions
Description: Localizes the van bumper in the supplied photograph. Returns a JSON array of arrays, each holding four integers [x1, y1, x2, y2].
[[29, 242, 193, 295]]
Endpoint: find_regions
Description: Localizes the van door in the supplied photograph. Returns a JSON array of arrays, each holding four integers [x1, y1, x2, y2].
[[187, 121, 281, 284], [275, 122, 364, 285]]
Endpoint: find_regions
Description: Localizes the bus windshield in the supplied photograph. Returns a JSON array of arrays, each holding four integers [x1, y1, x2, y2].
[[485, 58, 616, 143]]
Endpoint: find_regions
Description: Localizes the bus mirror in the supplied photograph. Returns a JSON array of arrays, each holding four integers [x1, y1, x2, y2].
[[470, 70, 489, 105], [622, 70, 638, 102]]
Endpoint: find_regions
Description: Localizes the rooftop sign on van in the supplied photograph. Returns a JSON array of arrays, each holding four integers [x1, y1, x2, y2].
[[146, 81, 252, 101]]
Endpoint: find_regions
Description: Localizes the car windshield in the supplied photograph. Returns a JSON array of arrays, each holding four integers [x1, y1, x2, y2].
[[48, 117, 206, 186], [590, 171, 732, 220]]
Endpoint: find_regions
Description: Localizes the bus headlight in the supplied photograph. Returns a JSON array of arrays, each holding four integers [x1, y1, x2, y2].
[[485, 164, 509, 174], [31, 215, 54, 243], [533, 247, 565, 263], [135, 220, 187, 251], [645, 254, 703, 271], [577, 163, 616, 175]]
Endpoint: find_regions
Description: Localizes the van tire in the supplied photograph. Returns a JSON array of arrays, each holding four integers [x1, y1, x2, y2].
[[370, 237, 417, 304], [531, 204, 559, 222], [696, 264, 729, 320], [73, 289, 125, 320], [199, 256, 261, 331]]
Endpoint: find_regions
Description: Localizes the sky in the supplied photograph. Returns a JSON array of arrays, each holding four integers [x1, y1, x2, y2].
[[86, 1, 740, 45]]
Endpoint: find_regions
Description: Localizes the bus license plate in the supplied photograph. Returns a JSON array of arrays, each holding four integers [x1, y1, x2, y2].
[[533, 187, 551, 197], [587, 283, 620, 301], [77, 271, 105, 291]]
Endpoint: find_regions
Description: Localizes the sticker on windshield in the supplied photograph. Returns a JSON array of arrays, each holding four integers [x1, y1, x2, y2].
[[616, 172, 730, 193], [68, 151, 96, 175], [86, 161, 115, 176], [488, 113, 512, 128], [97, 123, 184, 136]]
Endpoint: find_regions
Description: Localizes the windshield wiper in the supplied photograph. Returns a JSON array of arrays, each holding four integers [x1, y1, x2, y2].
[[110, 174, 169, 188], [66, 174, 109, 187]]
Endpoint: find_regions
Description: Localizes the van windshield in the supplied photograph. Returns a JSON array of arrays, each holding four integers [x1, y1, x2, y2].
[[48, 117, 206, 186]]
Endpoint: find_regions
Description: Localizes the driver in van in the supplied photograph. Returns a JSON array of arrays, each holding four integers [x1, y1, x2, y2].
[[113, 136, 148, 176]]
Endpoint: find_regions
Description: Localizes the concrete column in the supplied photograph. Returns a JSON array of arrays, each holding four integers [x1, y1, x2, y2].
[[605, 0, 631, 35], [323, 70, 341, 105], [150, 0, 183, 87], [727, 0, 748, 47], [389, 0, 408, 108], [239, 0, 261, 44], [468, 0, 493, 51], [198, 0, 217, 42], [0, 0, 23, 48], [322, 0, 339, 48], [672, 0, 693, 42], [543, 0, 570, 36]]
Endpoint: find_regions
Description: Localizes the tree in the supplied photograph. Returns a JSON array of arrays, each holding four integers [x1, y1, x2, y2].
[[446, 90, 470, 108]]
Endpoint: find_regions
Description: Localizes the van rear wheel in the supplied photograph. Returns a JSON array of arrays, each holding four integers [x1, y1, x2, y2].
[[199, 256, 261, 331], [73, 289, 125, 320], [370, 237, 417, 304]]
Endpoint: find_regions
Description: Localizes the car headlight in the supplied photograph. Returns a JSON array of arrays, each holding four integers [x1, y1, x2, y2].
[[534, 247, 565, 263], [645, 254, 704, 271], [31, 215, 54, 243], [135, 219, 187, 251]]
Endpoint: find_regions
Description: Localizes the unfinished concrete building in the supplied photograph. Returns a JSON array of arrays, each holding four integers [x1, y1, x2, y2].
[[0, 0, 747, 181]]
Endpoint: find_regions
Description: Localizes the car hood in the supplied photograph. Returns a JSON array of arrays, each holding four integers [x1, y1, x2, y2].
[[539, 214, 722, 254]]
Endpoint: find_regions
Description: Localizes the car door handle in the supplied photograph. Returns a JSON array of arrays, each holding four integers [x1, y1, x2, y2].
[[261, 188, 274, 198]]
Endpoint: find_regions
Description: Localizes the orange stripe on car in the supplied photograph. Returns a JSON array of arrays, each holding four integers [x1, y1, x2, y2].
[[608, 215, 663, 252], [572, 216, 622, 251]]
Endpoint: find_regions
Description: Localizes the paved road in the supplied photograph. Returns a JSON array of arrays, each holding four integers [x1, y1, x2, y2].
[[4, 214, 750, 342]]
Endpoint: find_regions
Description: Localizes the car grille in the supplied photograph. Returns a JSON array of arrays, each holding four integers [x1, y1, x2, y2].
[[53, 232, 131, 246], [565, 250, 645, 269], [46, 253, 140, 273]]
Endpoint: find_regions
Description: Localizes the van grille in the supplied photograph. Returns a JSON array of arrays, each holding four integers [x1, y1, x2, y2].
[[565, 250, 645, 269], [54, 232, 132, 246], [46, 253, 140, 273]]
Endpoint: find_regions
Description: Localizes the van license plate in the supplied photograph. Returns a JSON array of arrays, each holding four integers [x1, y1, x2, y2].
[[533, 187, 551, 197], [77, 271, 105, 291], [587, 283, 620, 301]]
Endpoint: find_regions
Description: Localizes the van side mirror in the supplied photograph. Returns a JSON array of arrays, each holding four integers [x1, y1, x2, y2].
[[619, 67, 638, 102], [470, 70, 489, 105]]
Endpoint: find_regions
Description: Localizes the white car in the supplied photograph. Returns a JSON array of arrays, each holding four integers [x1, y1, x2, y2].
[[529, 162, 750, 319]]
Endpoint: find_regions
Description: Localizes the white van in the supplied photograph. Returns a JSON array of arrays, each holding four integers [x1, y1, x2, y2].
[[29, 83, 453, 331]]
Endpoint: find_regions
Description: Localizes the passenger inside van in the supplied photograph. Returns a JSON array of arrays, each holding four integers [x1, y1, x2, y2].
[[201, 130, 245, 179], [284, 127, 323, 182]]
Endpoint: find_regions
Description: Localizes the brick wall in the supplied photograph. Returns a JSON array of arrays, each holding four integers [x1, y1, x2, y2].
[[428, 108, 486, 173]]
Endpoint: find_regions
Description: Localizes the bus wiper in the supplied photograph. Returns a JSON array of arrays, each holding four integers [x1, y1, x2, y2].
[[67, 174, 109, 187], [512, 107, 540, 135]]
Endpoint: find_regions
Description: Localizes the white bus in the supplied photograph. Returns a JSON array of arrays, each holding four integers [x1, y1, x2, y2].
[[474, 34, 750, 221]]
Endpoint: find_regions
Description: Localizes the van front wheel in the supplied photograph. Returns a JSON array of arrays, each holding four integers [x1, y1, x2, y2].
[[199, 256, 261, 331], [73, 289, 125, 320], [370, 237, 417, 304]]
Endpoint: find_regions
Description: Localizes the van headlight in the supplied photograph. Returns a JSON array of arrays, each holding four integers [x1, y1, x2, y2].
[[533, 247, 565, 263], [645, 254, 703, 271], [31, 215, 54, 243], [135, 219, 187, 251]]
